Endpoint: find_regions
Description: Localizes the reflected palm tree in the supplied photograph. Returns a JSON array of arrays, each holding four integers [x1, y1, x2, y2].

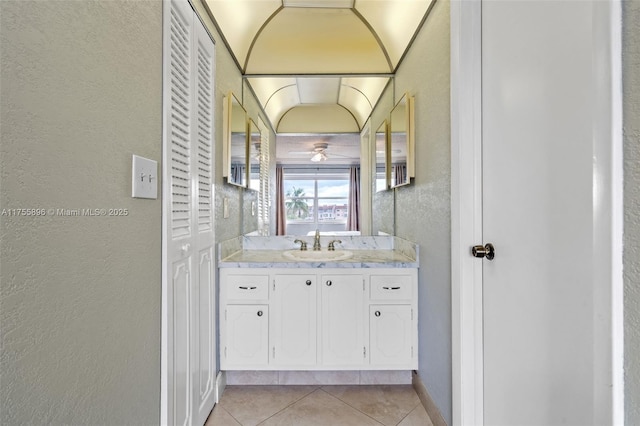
[[285, 186, 309, 220]]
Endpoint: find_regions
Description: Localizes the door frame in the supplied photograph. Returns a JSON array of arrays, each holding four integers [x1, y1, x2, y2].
[[450, 1, 624, 424]]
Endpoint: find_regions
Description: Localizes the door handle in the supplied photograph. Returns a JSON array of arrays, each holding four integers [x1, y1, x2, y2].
[[472, 243, 495, 260]]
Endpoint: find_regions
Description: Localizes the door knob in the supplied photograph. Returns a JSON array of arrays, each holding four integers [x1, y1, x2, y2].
[[472, 243, 495, 260]]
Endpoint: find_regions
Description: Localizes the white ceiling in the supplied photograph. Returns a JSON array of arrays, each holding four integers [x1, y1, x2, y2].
[[275, 133, 362, 166]]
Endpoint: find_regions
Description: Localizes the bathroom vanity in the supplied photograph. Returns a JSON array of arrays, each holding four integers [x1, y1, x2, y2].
[[218, 236, 419, 372]]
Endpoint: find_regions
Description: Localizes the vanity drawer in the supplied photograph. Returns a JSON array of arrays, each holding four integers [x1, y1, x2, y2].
[[225, 275, 269, 300], [370, 275, 413, 301]]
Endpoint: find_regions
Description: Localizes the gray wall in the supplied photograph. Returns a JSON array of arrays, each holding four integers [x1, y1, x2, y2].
[[623, 0, 640, 423], [368, 0, 452, 422], [0, 1, 162, 424], [394, 1, 451, 422]]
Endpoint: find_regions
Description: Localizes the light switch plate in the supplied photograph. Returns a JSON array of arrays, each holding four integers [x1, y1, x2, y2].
[[132, 155, 158, 199]]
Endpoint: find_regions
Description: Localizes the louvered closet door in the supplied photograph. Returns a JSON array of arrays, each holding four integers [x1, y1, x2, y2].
[[192, 15, 216, 426], [164, 0, 215, 425]]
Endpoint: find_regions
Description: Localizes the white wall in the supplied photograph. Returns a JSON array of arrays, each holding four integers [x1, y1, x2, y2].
[[623, 1, 640, 423], [0, 1, 162, 423]]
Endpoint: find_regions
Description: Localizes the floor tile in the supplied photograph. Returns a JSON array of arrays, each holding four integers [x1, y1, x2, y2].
[[259, 388, 383, 426], [397, 403, 434, 426], [322, 385, 421, 426], [205, 405, 241, 426], [219, 385, 318, 426]]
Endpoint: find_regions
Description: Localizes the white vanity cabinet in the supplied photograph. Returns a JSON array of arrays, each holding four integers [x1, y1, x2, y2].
[[220, 273, 270, 369], [220, 268, 418, 370], [368, 274, 416, 367]]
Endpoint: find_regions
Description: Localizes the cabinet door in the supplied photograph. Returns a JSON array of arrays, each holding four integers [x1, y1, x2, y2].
[[224, 305, 268, 368], [273, 275, 317, 366], [369, 305, 413, 367], [321, 274, 364, 366]]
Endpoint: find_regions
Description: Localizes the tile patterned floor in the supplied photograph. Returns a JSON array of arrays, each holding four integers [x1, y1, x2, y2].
[[205, 385, 434, 426]]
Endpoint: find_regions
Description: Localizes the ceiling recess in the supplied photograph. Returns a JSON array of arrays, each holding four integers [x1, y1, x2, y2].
[[203, 0, 434, 133]]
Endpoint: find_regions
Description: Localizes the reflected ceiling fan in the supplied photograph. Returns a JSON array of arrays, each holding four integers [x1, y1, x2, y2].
[[288, 142, 345, 162]]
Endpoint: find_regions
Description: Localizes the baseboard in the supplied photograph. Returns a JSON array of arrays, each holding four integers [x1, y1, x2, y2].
[[412, 371, 447, 426], [215, 371, 226, 404], [224, 370, 412, 385]]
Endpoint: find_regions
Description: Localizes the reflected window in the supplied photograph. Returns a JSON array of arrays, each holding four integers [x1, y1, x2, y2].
[[284, 174, 349, 234]]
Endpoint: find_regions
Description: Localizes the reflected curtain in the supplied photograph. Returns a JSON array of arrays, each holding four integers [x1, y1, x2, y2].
[[394, 164, 407, 187], [346, 166, 360, 231], [231, 164, 244, 185], [276, 165, 286, 235]]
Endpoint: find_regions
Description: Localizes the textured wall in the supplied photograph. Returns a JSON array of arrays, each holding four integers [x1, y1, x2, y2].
[[394, 1, 452, 423], [623, 0, 640, 423], [0, 1, 162, 424]]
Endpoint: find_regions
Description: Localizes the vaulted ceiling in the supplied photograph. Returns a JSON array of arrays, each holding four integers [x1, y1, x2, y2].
[[203, 0, 435, 133]]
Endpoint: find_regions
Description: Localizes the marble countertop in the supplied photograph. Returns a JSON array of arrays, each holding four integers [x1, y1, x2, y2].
[[218, 235, 419, 268], [219, 249, 418, 268]]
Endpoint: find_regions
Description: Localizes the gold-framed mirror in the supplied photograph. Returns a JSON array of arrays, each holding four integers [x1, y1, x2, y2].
[[375, 119, 389, 192], [389, 93, 414, 188], [223, 92, 248, 187]]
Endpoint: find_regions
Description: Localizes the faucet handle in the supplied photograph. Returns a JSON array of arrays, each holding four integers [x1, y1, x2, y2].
[[294, 239, 308, 251], [327, 240, 342, 251]]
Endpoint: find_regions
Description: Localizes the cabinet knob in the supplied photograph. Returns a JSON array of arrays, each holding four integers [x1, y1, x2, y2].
[[326, 280, 332, 286], [375, 311, 381, 317], [306, 280, 312, 286], [257, 310, 263, 317]]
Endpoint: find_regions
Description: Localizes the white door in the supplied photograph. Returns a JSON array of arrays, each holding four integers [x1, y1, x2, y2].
[[273, 275, 317, 366], [162, 1, 216, 425], [321, 274, 364, 366], [479, 1, 621, 424], [192, 15, 216, 426]]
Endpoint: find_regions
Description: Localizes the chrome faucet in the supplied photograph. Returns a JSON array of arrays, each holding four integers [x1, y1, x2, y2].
[[313, 229, 321, 251]]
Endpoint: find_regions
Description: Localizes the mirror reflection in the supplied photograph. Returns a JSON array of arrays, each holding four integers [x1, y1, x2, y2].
[[248, 119, 261, 191], [375, 120, 388, 192], [275, 133, 361, 236], [225, 93, 247, 187], [390, 93, 412, 188]]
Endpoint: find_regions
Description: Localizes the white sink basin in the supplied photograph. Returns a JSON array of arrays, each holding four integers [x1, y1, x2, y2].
[[283, 250, 353, 261]]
